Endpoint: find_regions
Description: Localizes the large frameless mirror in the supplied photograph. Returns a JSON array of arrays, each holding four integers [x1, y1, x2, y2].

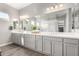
[[15, 3, 79, 33]]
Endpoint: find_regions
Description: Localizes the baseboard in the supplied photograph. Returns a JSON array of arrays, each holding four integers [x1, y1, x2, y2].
[[0, 42, 13, 47]]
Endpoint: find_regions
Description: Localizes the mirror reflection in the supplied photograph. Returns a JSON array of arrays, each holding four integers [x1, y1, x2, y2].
[[11, 3, 79, 33]]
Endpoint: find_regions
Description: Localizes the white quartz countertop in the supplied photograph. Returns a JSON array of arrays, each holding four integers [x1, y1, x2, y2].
[[11, 31, 79, 39]]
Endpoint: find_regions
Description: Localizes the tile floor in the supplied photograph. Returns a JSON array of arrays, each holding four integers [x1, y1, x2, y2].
[[0, 44, 46, 56]]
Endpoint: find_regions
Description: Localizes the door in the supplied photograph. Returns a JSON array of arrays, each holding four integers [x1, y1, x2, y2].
[[43, 36, 52, 55], [64, 43, 78, 56], [36, 35, 43, 53]]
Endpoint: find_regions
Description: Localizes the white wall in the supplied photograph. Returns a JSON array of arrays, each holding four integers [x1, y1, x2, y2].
[[0, 3, 19, 45], [0, 21, 10, 45]]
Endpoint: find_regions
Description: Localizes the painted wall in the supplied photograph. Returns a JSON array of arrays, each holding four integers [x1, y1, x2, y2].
[[0, 3, 19, 45]]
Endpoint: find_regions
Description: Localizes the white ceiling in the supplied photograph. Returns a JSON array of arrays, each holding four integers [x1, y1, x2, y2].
[[7, 3, 32, 10]]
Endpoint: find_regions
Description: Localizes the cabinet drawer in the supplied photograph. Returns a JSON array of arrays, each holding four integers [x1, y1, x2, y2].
[[52, 37, 62, 42], [36, 35, 42, 39], [43, 36, 52, 40], [30, 35, 35, 38], [24, 34, 31, 38], [64, 39, 78, 44], [36, 35, 43, 52]]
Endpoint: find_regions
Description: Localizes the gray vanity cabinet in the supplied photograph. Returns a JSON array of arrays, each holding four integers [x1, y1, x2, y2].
[[11, 33, 18, 44], [11, 32, 79, 56], [52, 38, 63, 56], [36, 35, 43, 53], [24, 34, 36, 50], [24, 34, 29, 48], [53, 41, 62, 56], [64, 43, 78, 56], [43, 36, 52, 55], [11, 33, 16, 43], [29, 35, 36, 50], [17, 33, 22, 45], [11, 33, 22, 45], [64, 39, 79, 56]]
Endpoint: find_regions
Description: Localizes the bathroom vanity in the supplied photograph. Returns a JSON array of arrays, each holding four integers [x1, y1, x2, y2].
[[11, 31, 79, 56]]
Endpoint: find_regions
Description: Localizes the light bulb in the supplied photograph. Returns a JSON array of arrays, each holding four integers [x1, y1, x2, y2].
[[46, 8, 50, 11], [55, 5, 58, 9], [59, 4, 63, 7], [51, 7, 54, 9]]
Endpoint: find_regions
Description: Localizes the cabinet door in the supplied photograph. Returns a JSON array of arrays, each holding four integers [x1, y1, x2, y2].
[[17, 34, 22, 45], [11, 33, 15, 42], [11, 33, 22, 45], [24, 34, 30, 48], [53, 41, 62, 56], [28, 35, 36, 50], [36, 35, 42, 53], [64, 43, 78, 56], [43, 36, 52, 55], [11, 33, 18, 44], [24, 34, 35, 50]]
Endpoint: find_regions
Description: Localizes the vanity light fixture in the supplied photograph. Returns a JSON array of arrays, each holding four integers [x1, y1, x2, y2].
[[46, 4, 64, 12]]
